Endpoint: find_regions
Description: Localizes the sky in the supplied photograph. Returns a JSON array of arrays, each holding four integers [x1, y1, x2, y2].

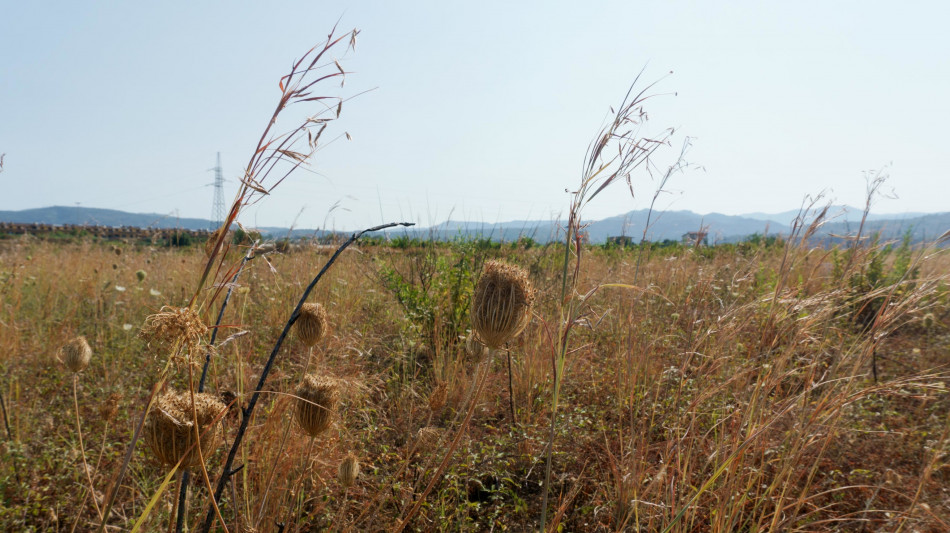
[[1, 1, 948, 230]]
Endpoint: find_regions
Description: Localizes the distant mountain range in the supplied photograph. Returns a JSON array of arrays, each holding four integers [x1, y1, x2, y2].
[[2, 205, 948, 245]]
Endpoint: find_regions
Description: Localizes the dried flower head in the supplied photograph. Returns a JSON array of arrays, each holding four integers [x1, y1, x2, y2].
[[142, 306, 208, 350], [295, 374, 339, 437], [99, 392, 120, 422], [471, 261, 534, 349], [144, 390, 226, 469], [338, 452, 360, 488], [428, 381, 447, 413], [295, 302, 329, 347], [415, 426, 441, 454], [61, 336, 92, 373]]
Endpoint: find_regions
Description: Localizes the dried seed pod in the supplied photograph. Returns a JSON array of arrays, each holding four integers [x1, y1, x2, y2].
[[338, 452, 360, 488], [61, 336, 92, 373], [144, 390, 226, 469], [471, 261, 534, 349], [294, 374, 339, 437], [415, 426, 441, 454], [295, 303, 329, 347]]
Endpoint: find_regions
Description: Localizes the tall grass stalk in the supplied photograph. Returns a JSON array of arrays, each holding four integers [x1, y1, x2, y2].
[[539, 71, 676, 531]]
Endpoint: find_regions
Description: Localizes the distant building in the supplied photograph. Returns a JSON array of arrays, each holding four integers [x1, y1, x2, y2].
[[682, 231, 709, 246], [606, 235, 633, 246]]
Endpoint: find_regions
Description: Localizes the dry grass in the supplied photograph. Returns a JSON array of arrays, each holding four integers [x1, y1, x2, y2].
[[0, 234, 946, 532]]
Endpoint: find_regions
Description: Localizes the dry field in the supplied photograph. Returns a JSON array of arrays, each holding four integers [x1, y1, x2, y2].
[[3, 27, 949, 533], [0, 230, 948, 532]]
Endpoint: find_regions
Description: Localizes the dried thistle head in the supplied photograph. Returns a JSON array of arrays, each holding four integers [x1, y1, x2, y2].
[[61, 336, 92, 373], [142, 306, 208, 350], [338, 452, 360, 488], [295, 302, 329, 347], [428, 381, 447, 413], [471, 261, 535, 349], [415, 426, 441, 454], [144, 390, 226, 469], [294, 374, 339, 437]]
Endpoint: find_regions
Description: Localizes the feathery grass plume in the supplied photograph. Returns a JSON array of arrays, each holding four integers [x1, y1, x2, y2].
[[427, 381, 447, 413], [295, 302, 329, 347], [338, 453, 360, 488], [415, 426, 441, 454], [294, 374, 339, 437], [142, 306, 208, 350], [144, 390, 226, 469], [471, 261, 535, 349], [61, 336, 92, 373]]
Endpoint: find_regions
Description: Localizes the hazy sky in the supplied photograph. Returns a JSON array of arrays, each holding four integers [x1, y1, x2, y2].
[[2, 1, 948, 230]]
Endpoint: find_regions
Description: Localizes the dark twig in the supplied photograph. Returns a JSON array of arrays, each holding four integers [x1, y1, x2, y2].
[[0, 386, 20, 483], [177, 242, 258, 533], [200, 222, 412, 533]]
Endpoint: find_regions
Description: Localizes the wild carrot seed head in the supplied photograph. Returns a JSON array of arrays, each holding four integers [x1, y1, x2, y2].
[[61, 336, 92, 373], [295, 302, 329, 347], [471, 261, 534, 350]]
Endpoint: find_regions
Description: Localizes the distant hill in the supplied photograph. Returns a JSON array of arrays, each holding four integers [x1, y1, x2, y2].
[[741, 205, 932, 226], [0, 206, 213, 231], [2, 205, 947, 245]]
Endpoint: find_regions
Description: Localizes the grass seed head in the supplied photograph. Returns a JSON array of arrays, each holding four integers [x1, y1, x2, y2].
[[295, 374, 339, 437], [61, 336, 92, 373], [295, 302, 329, 347], [471, 260, 534, 349], [144, 390, 225, 470], [338, 452, 360, 488]]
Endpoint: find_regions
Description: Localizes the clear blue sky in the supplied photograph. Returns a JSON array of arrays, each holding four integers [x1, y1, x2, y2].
[[2, 1, 947, 230]]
